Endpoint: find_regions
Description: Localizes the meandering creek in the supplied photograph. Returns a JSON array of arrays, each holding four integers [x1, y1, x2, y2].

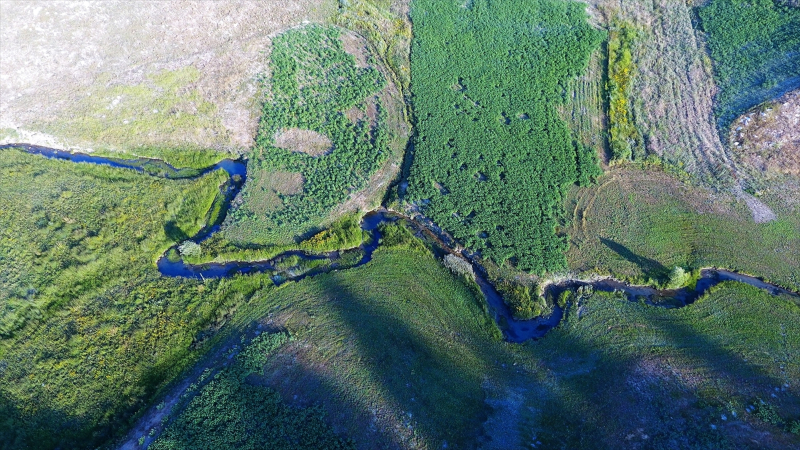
[[4, 143, 798, 343]]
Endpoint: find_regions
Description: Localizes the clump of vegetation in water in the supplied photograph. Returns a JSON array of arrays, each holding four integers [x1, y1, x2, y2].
[[497, 281, 545, 320], [406, 0, 603, 273], [225, 25, 390, 245], [699, 0, 800, 129]]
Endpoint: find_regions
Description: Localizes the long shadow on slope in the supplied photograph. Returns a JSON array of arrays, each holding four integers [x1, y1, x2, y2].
[[294, 250, 495, 449], [515, 290, 800, 449]]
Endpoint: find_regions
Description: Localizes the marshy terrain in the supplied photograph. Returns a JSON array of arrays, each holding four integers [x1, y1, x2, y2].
[[1, 0, 799, 449]]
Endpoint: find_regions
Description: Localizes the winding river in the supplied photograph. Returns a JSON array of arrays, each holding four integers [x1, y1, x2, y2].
[[3, 143, 798, 343]]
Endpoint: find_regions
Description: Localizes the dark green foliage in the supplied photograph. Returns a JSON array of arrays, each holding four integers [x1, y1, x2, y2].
[[378, 221, 424, 250], [226, 25, 390, 243], [150, 332, 352, 450], [755, 400, 784, 426], [576, 142, 603, 186], [497, 281, 542, 320], [700, 0, 800, 129], [790, 419, 800, 435], [406, 0, 603, 273], [237, 331, 289, 374]]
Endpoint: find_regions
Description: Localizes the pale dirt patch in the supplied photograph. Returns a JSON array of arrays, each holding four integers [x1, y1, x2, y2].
[[270, 171, 305, 195], [346, 105, 366, 123], [274, 128, 333, 157], [734, 186, 778, 224], [0, 0, 337, 154], [341, 31, 370, 69], [731, 89, 800, 177], [251, 170, 305, 214]]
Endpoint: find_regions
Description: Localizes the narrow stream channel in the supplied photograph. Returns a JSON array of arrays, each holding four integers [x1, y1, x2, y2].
[[4, 143, 798, 343]]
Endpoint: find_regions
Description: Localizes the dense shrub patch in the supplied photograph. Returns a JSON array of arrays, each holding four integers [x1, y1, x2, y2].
[[607, 21, 643, 162], [225, 25, 390, 244], [699, 0, 800, 129], [406, 0, 603, 273]]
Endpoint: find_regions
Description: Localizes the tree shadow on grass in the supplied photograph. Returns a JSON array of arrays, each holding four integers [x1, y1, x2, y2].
[[601, 237, 668, 281], [164, 220, 189, 243], [276, 250, 496, 449]]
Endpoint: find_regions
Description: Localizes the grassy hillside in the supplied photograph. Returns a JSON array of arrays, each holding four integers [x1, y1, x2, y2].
[[0, 149, 261, 449], [137, 239, 800, 449], [136, 239, 502, 449], [406, 0, 603, 273], [511, 282, 800, 449], [566, 167, 800, 290], [699, 0, 800, 131]]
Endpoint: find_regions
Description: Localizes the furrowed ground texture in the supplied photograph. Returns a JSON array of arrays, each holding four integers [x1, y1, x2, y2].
[[579, 0, 735, 185], [406, 0, 603, 273], [223, 25, 393, 245], [700, 0, 800, 131], [141, 235, 800, 449]]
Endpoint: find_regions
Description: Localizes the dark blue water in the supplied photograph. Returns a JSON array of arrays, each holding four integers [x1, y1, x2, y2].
[[4, 143, 797, 343]]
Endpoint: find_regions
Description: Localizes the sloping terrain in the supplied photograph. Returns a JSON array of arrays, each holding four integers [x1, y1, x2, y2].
[[0, 0, 336, 153]]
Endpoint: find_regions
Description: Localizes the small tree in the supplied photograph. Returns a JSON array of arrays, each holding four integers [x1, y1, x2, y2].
[[178, 240, 202, 258], [666, 266, 690, 289]]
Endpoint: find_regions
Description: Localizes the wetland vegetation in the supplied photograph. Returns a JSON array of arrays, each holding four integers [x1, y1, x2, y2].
[[2, 0, 800, 448], [406, 0, 604, 273]]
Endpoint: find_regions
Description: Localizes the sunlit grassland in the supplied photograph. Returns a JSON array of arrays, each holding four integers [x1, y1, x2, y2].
[[565, 167, 800, 290], [40, 67, 232, 152], [0, 149, 259, 449]]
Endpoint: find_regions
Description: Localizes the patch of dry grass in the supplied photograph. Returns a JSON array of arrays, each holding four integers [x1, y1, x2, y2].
[[274, 128, 333, 157], [731, 89, 800, 177], [0, 0, 337, 154], [580, 0, 735, 185]]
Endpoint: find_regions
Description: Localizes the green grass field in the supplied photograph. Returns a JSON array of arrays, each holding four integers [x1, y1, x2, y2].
[[566, 167, 800, 290], [700, 0, 800, 131], [406, 0, 603, 273], [0, 149, 264, 449]]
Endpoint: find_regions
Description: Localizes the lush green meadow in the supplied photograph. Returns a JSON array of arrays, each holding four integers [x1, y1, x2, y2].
[[0, 149, 266, 449], [223, 25, 394, 245], [566, 167, 800, 290], [149, 332, 354, 450], [142, 237, 800, 449], [700, 0, 800, 130], [406, 0, 603, 273]]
